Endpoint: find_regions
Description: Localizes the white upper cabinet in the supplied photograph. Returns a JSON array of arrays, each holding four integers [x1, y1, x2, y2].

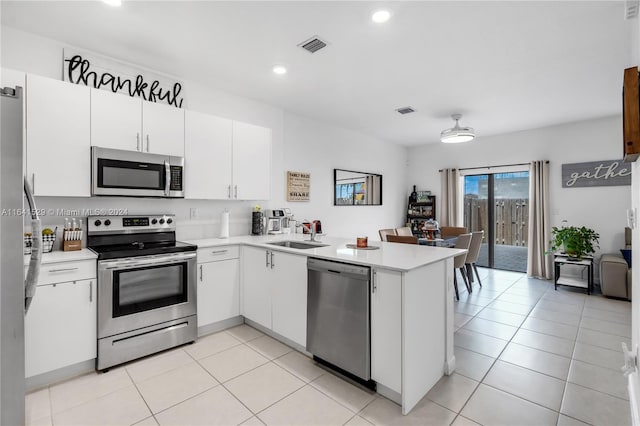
[[26, 74, 91, 197], [185, 114, 271, 201], [142, 100, 185, 157], [232, 121, 271, 200], [90, 88, 142, 151], [185, 110, 233, 199], [90, 88, 184, 156]]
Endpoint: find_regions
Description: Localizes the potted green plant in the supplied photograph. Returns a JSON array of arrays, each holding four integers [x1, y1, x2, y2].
[[548, 226, 600, 260]]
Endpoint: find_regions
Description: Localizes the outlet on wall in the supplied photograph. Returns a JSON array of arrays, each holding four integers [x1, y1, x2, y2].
[[190, 208, 198, 219]]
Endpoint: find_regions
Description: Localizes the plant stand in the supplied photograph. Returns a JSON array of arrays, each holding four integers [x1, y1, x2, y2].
[[554, 255, 594, 295]]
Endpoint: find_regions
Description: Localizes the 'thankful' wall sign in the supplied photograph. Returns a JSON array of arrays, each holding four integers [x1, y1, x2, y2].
[[63, 48, 185, 108], [561, 159, 631, 188]]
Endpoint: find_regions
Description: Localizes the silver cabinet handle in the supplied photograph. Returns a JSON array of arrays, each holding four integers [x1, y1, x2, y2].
[[32, 173, 35, 193], [211, 249, 228, 255], [372, 270, 377, 293], [234, 185, 238, 199], [270, 251, 274, 269], [136, 133, 141, 151], [265, 251, 270, 268], [48, 267, 79, 273], [89, 280, 93, 302], [227, 185, 231, 199], [199, 264, 203, 282], [146, 135, 150, 152]]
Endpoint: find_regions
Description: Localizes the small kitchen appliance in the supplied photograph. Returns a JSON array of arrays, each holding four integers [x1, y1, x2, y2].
[[88, 214, 197, 371], [267, 209, 286, 234]]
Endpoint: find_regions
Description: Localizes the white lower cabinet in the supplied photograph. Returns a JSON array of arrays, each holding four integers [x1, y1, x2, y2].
[[371, 268, 402, 393], [241, 246, 307, 346], [241, 246, 272, 327], [270, 251, 307, 347], [197, 247, 240, 327], [25, 279, 96, 378]]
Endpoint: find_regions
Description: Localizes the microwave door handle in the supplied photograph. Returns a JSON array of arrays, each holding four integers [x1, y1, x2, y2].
[[164, 161, 170, 196]]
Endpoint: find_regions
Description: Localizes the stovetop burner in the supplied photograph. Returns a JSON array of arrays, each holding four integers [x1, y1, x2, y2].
[[87, 214, 197, 260]]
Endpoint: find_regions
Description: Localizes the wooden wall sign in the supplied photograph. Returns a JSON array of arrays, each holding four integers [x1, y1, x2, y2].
[[287, 171, 310, 201], [63, 48, 185, 108], [561, 159, 631, 188]]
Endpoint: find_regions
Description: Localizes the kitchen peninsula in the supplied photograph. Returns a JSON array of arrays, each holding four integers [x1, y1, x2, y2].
[[187, 234, 465, 415]]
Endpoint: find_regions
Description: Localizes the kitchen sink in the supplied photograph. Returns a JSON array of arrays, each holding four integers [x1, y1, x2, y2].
[[267, 240, 329, 249]]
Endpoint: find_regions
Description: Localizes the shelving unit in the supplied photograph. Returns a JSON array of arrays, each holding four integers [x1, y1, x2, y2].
[[406, 195, 436, 236]]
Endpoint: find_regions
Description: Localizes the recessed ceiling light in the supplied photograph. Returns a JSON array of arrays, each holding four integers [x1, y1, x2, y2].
[[272, 65, 287, 75], [371, 9, 392, 23], [102, 0, 122, 6]]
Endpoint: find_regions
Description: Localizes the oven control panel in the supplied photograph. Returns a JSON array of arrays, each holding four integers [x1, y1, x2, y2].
[[88, 215, 176, 234]]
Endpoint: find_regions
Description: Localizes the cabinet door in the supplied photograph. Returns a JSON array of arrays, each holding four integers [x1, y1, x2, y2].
[[232, 121, 271, 200], [90, 88, 142, 151], [241, 246, 271, 328], [271, 251, 307, 346], [185, 111, 233, 199], [25, 279, 96, 377], [371, 268, 402, 393], [197, 259, 240, 327], [26, 74, 91, 197], [142, 101, 185, 156]]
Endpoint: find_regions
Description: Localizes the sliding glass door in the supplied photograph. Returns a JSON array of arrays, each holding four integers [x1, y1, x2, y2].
[[463, 171, 529, 272]]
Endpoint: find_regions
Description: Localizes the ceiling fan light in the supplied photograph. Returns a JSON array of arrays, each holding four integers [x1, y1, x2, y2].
[[440, 114, 475, 143], [440, 128, 475, 143]]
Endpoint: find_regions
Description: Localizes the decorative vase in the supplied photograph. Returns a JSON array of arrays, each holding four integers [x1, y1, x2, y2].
[[410, 185, 417, 203]]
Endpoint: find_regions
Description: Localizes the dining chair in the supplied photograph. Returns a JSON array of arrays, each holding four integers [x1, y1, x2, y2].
[[465, 231, 484, 289], [378, 228, 397, 241], [452, 233, 472, 300], [440, 226, 468, 239], [395, 227, 413, 237], [387, 235, 418, 244]]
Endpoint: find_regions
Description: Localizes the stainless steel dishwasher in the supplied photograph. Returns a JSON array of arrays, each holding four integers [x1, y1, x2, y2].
[[307, 257, 372, 385]]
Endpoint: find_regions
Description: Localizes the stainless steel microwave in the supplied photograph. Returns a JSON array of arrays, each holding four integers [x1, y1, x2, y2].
[[91, 147, 184, 198]]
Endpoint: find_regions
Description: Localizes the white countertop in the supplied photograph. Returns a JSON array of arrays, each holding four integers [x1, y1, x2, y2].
[[24, 248, 97, 266], [184, 234, 465, 272]]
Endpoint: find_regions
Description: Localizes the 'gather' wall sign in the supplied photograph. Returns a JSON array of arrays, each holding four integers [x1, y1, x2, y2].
[[561, 159, 631, 188]]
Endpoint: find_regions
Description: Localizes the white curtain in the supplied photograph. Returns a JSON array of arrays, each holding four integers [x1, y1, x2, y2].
[[440, 168, 460, 227], [527, 161, 552, 279]]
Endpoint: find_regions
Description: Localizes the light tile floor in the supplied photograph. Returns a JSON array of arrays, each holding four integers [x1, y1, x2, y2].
[[25, 267, 632, 425]]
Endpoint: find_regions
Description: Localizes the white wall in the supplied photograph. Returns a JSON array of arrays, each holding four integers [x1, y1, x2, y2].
[[1, 26, 406, 241], [407, 115, 630, 257], [279, 113, 407, 239]]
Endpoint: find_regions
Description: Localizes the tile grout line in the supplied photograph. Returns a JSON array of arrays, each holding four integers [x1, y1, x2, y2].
[[451, 274, 532, 422]]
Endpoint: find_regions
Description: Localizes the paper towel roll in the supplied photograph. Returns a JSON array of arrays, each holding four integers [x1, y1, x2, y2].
[[219, 210, 229, 238]]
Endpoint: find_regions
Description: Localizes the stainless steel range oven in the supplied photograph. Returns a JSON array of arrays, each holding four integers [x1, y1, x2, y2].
[[88, 215, 197, 371]]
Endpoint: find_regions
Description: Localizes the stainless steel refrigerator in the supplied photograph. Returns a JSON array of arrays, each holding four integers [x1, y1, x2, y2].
[[1, 85, 42, 425]]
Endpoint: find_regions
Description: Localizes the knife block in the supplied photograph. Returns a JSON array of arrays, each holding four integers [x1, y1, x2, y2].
[[63, 230, 82, 251]]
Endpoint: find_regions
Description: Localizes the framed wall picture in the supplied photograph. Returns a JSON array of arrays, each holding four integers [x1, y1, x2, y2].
[[287, 171, 310, 201]]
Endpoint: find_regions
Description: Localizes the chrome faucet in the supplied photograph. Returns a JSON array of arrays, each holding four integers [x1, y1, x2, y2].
[[298, 221, 319, 242]]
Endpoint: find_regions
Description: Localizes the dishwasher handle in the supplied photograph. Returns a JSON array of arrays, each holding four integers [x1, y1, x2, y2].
[[307, 257, 370, 280]]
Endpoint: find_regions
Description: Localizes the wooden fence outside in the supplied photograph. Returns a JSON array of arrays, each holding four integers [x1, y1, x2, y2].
[[464, 197, 529, 247]]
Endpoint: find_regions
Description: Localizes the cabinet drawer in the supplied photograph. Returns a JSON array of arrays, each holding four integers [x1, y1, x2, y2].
[[197, 246, 239, 263], [35, 260, 97, 285]]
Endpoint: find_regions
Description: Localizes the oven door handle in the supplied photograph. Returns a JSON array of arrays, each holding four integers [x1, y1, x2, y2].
[[99, 252, 196, 270], [164, 161, 171, 197]]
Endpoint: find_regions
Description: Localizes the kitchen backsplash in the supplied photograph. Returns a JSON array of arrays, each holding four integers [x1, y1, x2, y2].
[[24, 196, 269, 247]]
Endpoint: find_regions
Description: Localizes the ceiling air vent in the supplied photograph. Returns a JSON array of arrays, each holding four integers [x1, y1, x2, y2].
[[299, 36, 328, 53], [625, 0, 639, 19], [396, 107, 415, 115]]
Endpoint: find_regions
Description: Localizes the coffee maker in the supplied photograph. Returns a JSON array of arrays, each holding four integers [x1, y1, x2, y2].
[[267, 209, 286, 234]]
